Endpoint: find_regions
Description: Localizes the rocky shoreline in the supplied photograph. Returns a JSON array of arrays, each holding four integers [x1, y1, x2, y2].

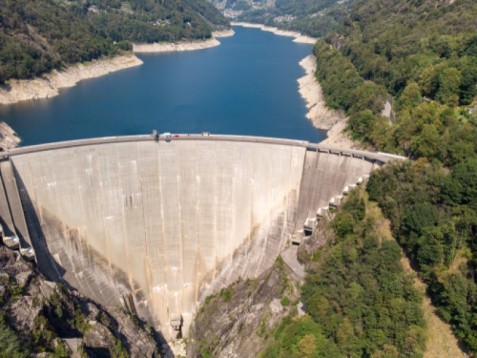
[[0, 30, 235, 105], [0, 54, 143, 105], [231, 22, 357, 147], [297, 55, 360, 149], [0, 122, 20, 150], [133, 29, 235, 53], [231, 22, 317, 44]]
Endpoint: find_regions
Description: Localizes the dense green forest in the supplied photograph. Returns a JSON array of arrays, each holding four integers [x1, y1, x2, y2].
[[367, 160, 477, 352], [85, 0, 229, 43], [315, 0, 477, 153], [313, 3, 477, 350], [261, 191, 426, 357], [256, 0, 477, 354], [0, 0, 227, 84]]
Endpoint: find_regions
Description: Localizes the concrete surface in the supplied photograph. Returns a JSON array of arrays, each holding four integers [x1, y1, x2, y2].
[[0, 134, 403, 339], [0, 160, 32, 249]]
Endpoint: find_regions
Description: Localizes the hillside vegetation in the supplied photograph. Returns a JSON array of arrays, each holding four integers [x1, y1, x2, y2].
[[210, 0, 354, 37], [261, 191, 426, 357], [85, 0, 229, 43], [0, 0, 227, 84], [311, 1, 477, 350]]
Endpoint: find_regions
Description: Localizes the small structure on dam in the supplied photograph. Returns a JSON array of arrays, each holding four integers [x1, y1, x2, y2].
[[0, 133, 403, 339]]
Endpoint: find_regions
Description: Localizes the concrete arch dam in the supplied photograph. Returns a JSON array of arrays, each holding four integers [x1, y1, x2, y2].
[[0, 134, 402, 338]]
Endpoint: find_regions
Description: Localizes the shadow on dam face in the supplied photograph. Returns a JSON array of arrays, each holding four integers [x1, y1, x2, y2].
[[0, 134, 402, 340]]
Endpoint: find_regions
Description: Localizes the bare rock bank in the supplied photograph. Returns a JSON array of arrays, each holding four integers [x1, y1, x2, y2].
[[0, 122, 20, 150], [0, 54, 143, 105], [231, 22, 317, 44], [298, 55, 361, 149], [188, 258, 301, 357], [0, 30, 236, 105], [133, 29, 235, 53]]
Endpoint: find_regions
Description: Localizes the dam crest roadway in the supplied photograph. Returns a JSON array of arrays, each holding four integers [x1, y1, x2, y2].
[[0, 133, 404, 339]]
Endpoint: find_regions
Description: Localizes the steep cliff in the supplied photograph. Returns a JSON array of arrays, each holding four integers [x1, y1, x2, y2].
[[0, 245, 166, 357], [188, 258, 301, 357]]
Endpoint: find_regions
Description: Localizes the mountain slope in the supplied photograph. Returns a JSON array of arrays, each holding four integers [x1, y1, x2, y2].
[[85, 0, 229, 43], [312, 0, 477, 353], [0, 245, 165, 356], [210, 0, 355, 37], [0, 0, 228, 84]]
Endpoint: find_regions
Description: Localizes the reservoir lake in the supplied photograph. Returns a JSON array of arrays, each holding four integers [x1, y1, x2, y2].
[[0, 27, 325, 146]]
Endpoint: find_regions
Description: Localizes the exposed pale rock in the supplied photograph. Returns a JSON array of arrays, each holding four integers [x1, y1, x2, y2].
[[133, 38, 221, 53], [0, 122, 21, 150], [298, 54, 361, 149], [0, 30, 236, 105], [0, 55, 143, 105], [232, 22, 317, 44], [133, 29, 235, 53]]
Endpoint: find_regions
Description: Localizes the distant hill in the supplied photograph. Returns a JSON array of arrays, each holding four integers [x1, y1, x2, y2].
[[0, 0, 228, 84], [210, 0, 355, 37]]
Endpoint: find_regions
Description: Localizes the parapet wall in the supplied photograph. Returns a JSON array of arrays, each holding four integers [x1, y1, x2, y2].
[[0, 134, 403, 339]]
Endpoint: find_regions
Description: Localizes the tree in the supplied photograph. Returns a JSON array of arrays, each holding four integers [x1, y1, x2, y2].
[[443, 159, 477, 208], [411, 123, 440, 159], [298, 334, 317, 357], [399, 82, 422, 109], [436, 67, 461, 106], [402, 202, 439, 237]]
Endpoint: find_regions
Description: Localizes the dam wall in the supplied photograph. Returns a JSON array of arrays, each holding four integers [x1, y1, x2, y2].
[[296, 150, 376, 227], [0, 134, 403, 339]]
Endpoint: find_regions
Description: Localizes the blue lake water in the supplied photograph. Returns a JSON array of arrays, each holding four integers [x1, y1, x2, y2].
[[0, 27, 325, 146]]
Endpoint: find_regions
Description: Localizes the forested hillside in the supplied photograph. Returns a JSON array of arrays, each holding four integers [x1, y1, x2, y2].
[[261, 191, 426, 357], [210, 0, 354, 37], [0, 0, 228, 84], [85, 0, 229, 43], [243, 0, 477, 354], [343, 4, 477, 345]]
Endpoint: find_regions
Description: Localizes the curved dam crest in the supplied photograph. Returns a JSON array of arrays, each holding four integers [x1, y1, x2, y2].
[[0, 134, 403, 339]]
